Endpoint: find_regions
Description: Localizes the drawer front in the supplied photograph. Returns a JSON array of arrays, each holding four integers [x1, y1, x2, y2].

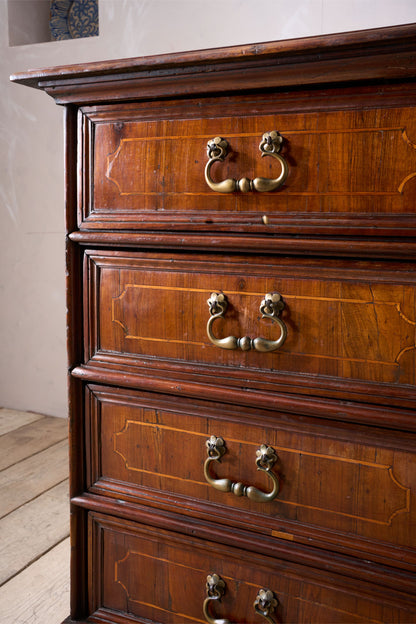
[[88, 512, 416, 623], [85, 250, 416, 403], [81, 99, 416, 236], [86, 385, 416, 568]]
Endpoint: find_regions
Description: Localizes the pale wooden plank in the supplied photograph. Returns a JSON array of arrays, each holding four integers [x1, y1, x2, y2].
[[0, 538, 70, 624], [0, 409, 42, 436], [0, 416, 67, 471], [0, 440, 68, 518], [0, 479, 69, 585]]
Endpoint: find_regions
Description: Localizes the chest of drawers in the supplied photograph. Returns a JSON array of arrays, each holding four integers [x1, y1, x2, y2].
[[12, 24, 416, 623]]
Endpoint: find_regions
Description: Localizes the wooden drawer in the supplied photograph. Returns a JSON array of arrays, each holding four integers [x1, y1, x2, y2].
[[88, 512, 416, 623], [85, 250, 416, 406], [80, 98, 416, 236], [86, 385, 416, 570]]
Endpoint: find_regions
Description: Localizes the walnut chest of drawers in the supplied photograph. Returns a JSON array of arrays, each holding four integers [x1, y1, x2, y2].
[[12, 24, 416, 623]]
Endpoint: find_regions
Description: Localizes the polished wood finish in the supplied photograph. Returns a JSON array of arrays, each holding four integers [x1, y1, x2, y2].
[[82, 102, 416, 237], [84, 250, 416, 405], [88, 512, 416, 624], [12, 24, 416, 623], [10, 23, 416, 102], [85, 384, 416, 571]]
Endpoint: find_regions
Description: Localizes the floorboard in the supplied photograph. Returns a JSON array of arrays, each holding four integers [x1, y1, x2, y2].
[[0, 439, 68, 518], [0, 409, 70, 623], [0, 409, 42, 436], [0, 415, 67, 471], [0, 480, 69, 585], [0, 538, 70, 624]]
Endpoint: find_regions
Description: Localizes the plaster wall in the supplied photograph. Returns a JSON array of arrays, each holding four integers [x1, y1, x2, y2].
[[1, 0, 415, 417]]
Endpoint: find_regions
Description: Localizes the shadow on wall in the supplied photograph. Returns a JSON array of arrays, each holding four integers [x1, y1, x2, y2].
[[7, 0, 98, 46]]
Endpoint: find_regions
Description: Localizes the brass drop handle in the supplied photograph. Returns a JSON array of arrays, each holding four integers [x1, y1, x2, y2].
[[203, 574, 229, 624], [204, 436, 280, 503], [205, 131, 288, 193], [203, 574, 279, 624], [254, 588, 280, 624], [207, 292, 287, 352]]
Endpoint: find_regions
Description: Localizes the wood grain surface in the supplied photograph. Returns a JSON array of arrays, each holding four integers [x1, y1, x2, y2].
[[12, 23, 416, 624], [84, 104, 416, 237], [85, 384, 416, 571], [84, 251, 416, 404], [87, 512, 416, 624]]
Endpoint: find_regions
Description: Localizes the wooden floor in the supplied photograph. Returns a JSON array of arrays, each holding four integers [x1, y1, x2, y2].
[[0, 408, 70, 624]]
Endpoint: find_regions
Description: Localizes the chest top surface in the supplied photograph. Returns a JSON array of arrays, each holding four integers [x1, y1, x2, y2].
[[10, 23, 416, 105]]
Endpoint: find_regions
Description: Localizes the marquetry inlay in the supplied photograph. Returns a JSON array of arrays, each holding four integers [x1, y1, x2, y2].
[[399, 129, 416, 192], [112, 416, 410, 526], [17, 24, 416, 624], [102, 115, 416, 201], [110, 280, 416, 384], [113, 548, 390, 624]]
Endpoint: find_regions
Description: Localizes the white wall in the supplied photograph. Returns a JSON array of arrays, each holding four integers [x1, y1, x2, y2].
[[1, 0, 415, 418], [8, 0, 51, 46]]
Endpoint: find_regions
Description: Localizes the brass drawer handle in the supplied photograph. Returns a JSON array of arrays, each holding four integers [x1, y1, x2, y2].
[[254, 588, 280, 624], [205, 131, 288, 193], [203, 574, 228, 624], [207, 292, 287, 352], [204, 436, 280, 503], [203, 573, 279, 624]]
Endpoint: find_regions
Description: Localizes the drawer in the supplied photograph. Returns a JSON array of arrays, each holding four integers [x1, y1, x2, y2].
[[80, 98, 416, 236], [85, 250, 416, 406], [88, 512, 416, 623], [86, 385, 416, 570]]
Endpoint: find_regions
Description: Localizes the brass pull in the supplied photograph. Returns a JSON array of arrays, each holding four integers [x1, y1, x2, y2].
[[204, 436, 280, 503], [207, 292, 287, 352], [203, 574, 279, 624], [254, 588, 280, 624], [205, 131, 288, 193], [203, 574, 229, 624]]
